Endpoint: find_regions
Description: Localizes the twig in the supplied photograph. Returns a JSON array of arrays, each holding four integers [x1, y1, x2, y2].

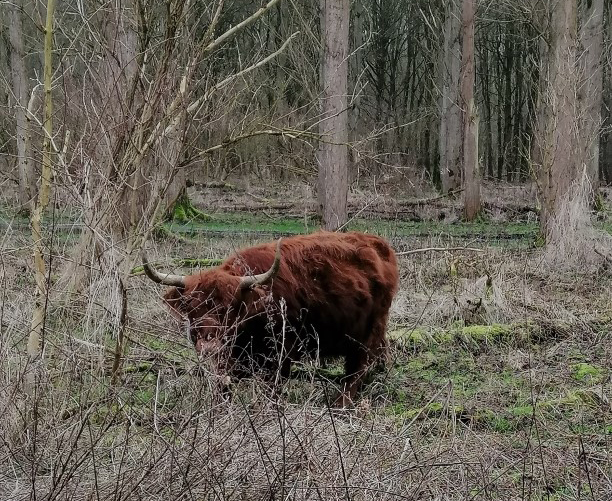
[[323, 388, 352, 501], [336, 195, 380, 232], [204, 32, 299, 100], [396, 246, 484, 256]]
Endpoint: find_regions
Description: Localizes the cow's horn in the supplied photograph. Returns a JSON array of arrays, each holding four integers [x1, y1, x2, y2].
[[141, 251, 186, 287], [239, 238, 282, 289]]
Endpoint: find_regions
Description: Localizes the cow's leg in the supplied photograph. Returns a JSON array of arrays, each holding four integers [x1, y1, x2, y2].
[[334, 319, 389, 407], [334, 347, 369, 407], [369, 318, 390, 370]]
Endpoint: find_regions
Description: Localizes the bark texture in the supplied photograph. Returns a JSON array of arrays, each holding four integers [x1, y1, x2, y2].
[[318, 0, 350, 231], [460, 0, 480, 220], [578, 0, 604, 189], [533, 0, 579, 234], [8, 0, 33, 209], [439, 0, 463, 194], [27, 0, 55, 388]]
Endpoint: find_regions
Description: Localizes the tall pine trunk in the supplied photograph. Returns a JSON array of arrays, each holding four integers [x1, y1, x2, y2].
[[533, 0, 580, 235]]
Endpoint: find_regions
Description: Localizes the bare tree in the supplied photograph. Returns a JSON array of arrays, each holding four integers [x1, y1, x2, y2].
[[60, 0, 291, 292], [578, 0, 604, 189], [27, 0, 55, 391], [533, 0, 580, 235], [603, 0, 612, 183], [461, 0, 479, 220], [318, 0, 350, 231], [439, 0, 463, 193], [7, 0, 33, 210]]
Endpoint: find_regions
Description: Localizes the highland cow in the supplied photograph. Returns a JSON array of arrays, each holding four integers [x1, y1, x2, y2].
[[143, 231, 399, 406]]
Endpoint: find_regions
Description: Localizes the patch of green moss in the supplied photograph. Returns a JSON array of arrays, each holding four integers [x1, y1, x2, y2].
[[389, 321, 542, 351], [145, 338, 172, 352], [510, 405, 534, 417], [388, 327, 432, 347], [315, 362, 345, 379], [404, 355, 439, 381], [571, 363, 604, 383], [124, 362, 154, 373], [461, 323, 510, 342], [165, 191, 211, 224], [134, 388, 155, 405], [175, 257, 223, 268], [490, 416, 514, 433], [90, 403, 120, 425]]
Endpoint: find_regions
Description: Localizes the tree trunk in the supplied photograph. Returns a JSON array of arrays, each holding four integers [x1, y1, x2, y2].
[[578, 0, 604, 190], [480, 43, 494, 179], [318, 0, 350, 231], [438, 0, 463, 194], [602, 0, 612, 183], [502, 23, 514, 181], [7, 0, 34, 210], [533, 0, 579, 235], [513, 44, 525, 180], [349, 0, 364, 143], [461, 0, 479, 220], [27, 0, 55, 390]]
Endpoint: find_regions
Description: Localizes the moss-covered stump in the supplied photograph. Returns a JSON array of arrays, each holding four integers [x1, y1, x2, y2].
[[165, 190, 211, 224]]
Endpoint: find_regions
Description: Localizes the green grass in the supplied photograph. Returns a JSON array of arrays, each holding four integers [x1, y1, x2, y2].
[[4, 204, 611, 250], [571, 362, 605, 383], [165, 211, 542, 242]]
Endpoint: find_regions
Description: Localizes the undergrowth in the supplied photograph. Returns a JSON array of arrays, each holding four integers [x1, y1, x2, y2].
[[1, 226, 611, 500]]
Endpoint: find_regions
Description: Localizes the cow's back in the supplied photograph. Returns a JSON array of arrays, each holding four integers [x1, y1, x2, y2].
[[224, 232, 398, 356]]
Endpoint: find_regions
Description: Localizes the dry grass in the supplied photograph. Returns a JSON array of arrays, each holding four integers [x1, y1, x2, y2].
[[540, 171, 612, 274], [1, 223, 611, 501]]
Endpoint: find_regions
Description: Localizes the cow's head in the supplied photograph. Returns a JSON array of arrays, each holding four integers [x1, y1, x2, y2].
[[142, 240, 282, 359]]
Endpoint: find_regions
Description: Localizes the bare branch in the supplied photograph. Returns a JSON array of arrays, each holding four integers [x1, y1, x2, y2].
[[203, 0, 284, 55], [203, 31, 300, 101]]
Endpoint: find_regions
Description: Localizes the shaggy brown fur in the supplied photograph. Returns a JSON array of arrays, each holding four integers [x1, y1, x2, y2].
[[154, 231, 399, 406]]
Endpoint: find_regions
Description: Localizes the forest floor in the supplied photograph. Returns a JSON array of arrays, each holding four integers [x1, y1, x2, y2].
[[0, 180, 611, 499]]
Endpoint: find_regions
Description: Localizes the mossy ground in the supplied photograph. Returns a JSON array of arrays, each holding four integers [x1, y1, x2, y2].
[[377, 320, 611, 438]]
